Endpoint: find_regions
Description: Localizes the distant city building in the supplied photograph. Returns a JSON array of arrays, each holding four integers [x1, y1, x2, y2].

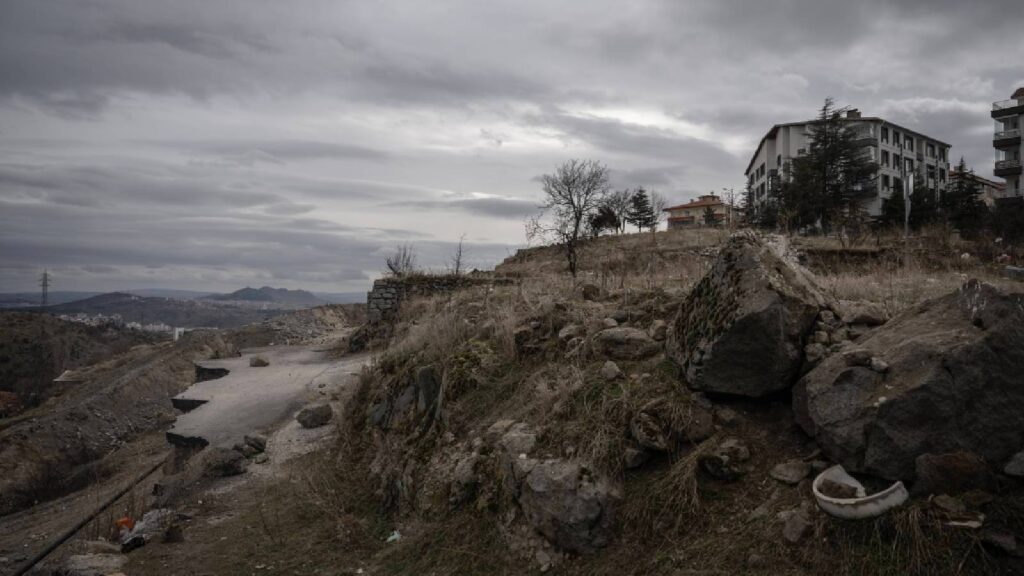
[[745, 109, 951, 217], [992, 87, 1023, 197], [663, 194, 735, 229], [949, 168, 1007, 207]]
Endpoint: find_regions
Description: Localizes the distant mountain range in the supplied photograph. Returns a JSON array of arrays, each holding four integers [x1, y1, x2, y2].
[[201, 286, 325, 306]]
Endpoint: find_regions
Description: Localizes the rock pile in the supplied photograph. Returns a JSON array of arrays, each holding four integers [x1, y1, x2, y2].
[[794, 280, 1024, 480]]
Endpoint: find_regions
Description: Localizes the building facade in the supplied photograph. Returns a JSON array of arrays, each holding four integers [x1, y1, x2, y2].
[[663, 194, 735, 228], [993, 87, 1023, 197], [745, 109, 951, 217], [949, 168, 1006, 207]]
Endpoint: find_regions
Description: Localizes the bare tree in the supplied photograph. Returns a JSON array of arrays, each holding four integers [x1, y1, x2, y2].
[[384, 243, 417, 277], [649, 190, 667, 238], [448, 233, 466, 276], [604, 189, 633, 234], [527, 159, 610, 278]]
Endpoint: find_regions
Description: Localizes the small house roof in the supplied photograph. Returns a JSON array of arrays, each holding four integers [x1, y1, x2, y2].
[[664, 196, 727, 212]]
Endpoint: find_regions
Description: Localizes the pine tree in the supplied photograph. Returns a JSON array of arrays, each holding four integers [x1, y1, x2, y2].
[[703, 206, 717, 226], [625, 187, 656, 232], [879, 167, 938, 232], [943, 158, 987, 239], [786, 98, 878, 232]]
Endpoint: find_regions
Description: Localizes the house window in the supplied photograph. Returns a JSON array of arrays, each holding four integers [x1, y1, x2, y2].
[[881, 150, 889, 167], [881, 127, 889, 144]]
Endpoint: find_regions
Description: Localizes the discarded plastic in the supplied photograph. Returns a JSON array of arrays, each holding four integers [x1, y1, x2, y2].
[[385, 530, 401, 543], [812, 465, 908, 520]]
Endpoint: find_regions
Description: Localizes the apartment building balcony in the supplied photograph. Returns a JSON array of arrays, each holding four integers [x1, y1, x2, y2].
[[994, 128, 1021, 147], [992, 98, 1024, 119], [995, 159, 1022, 177]]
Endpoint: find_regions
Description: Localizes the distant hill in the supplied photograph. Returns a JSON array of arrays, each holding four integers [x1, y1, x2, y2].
[[47, 292, 291, 328], [202, 286, 326, 306], [0, 291, 103, 309]]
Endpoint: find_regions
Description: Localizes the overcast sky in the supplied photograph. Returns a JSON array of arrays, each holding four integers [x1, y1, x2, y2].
[[2, 0, 1022, 293]]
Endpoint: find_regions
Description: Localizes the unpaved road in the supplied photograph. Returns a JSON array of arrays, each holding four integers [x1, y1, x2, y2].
[[168, 346, 361, 448]]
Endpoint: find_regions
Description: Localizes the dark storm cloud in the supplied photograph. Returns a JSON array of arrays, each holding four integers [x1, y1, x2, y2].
[[1, 0, 1021, 291]]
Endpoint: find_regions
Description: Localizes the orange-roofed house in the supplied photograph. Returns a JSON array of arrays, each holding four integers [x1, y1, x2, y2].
[[663, 194, 735, 229]]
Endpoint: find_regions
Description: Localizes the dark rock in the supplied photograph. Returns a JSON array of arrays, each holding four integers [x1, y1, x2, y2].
[[518, 459, 620, 553], [602, 318, 619, 329], [700, 438, 751, 481], [593, 328, 659, 360], [649, 319, 668, 341], [666, 233, 831, 397], [1005, 451, 1024, 478], [200, 447, 248, 477], [840, 348, 872, 367], [781, 510, 812, 544], [981, 530, 1019, 556], [794, 281, 1024, 480], [581, 284, 601, 301], [233, 442, 258, 458], [416, 365, 441, 415], [914, 452, 996, 496], [249, 356, 269, 367], [622, 445, 649, 469], [296, 404, 333, 429], [244, 433, 267, 453], [610, 310, 629, 323], [837, 299, 888, 326], [600, 360, 622, 380]]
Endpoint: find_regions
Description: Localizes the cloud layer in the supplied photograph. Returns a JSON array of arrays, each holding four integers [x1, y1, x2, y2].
[[2, 0, 1021, 291]]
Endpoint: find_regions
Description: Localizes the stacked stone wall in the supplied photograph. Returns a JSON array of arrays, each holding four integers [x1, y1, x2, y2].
[[366, 274, 513, 323]]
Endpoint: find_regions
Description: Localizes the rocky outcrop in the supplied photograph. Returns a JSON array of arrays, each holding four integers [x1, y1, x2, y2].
[[517, 459, 620, 554], [593, 328, 659, 361], [296, 404, 333, 429], [666, 233, 831, 397], [794, 281, 1024, 480]]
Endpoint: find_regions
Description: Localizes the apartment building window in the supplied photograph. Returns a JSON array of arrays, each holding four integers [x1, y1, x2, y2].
[[939, 148, 947, 161], [894, 177, 903, 192], [905, 136, 914, 152], [927, 143, 936, 158], [893, 154, 901, 168], [881, 127, 888, 144], [797, 148, 806, 156], [881, 150, 889, 167], [940, 168, 946, 182], [882, 174, 890, 189], [892, 131, 900, 145], [905, 158, 914, 172], [776, 154, 782, 167]]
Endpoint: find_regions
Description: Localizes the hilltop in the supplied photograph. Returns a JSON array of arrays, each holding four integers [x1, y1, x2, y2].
[[47, 292, 293, 329], [202, 286, 326, 306]]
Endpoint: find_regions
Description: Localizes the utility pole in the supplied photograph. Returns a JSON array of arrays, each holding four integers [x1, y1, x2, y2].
[[39, 269, 50, 311]]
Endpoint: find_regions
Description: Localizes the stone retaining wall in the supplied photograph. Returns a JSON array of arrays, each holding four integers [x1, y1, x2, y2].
[[366, 274, 512, 323]]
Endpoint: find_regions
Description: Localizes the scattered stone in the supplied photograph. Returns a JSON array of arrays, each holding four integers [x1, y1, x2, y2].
[[869, 357, 888, 373], [700, 438, 751, 481], [581, 284, 601, 301], [602, 318, 619, 329], [804, 343, 827, 364], [666, 233, 831, 397], [771, 460, 812, 485], [932, 494, 966, 515], [501, 423, 537, 455], [1003, 451, 1024, 478], [810, 459, 830, 473], [518, 459, 620, 553], [837, 299, 888, 326], [233, 442, 258, 458], [914, 452, 996, 496], [450, 454, 480, 505], [244, 433, 267, 453], [296, 404, 333, 428], [200, 447, 248, 477], [249, 356, 269, 368], [62, 554, 127, 576], [649, 319, 668, 341], [593, 328, 660, 360], [781, 510, 812, 544], [600, 360, 622, 381], [831, 327, 849, 342], [840, 348, 872, 367], [846, 323, 871, 340], [714, 407, 739, 426], [253, 453, 269, 464], [813, 331, 830, 344], [558, 324, 583, 342], [981, 530, 1019, 556], [610, 310, 629, 323], [794, 281, 1024, 480]]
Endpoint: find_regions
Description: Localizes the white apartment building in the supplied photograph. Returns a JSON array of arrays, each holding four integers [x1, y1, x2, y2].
[[992, 87, 1023, 197], [745, 109, 951, 217]]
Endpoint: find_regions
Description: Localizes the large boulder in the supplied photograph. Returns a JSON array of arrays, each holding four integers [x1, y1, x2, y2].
[[666, 233, 831, 397], [296, 404, 333, 428], [518, 459, 620, 553], [793, 281, 1024, 480]]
